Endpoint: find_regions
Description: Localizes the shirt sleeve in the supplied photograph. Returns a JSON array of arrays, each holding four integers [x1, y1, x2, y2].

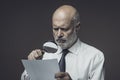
[[89, 52, 105, 80], [21, 70, 31, 80]]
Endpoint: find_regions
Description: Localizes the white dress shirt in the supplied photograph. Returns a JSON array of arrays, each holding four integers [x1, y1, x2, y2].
[[21, 39, 105, 80]]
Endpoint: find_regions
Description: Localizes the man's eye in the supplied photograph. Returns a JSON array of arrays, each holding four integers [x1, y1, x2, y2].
[[61, 28, 69, 31], [53, 28, 59, 31]]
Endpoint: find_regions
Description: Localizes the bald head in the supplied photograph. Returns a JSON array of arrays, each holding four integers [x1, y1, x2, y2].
[[52, 5, 80, 27]]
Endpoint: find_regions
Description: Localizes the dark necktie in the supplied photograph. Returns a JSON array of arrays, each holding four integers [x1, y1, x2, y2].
[[59, 49, 69, 72]]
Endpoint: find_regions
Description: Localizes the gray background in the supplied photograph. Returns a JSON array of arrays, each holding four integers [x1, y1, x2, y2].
[[0, 0, 120, 80]]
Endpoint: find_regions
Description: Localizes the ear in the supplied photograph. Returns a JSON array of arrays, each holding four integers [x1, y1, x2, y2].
[[75, 22, 80, 32]]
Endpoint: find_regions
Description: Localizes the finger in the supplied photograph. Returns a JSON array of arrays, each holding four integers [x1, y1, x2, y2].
[[35, 49, 43, 57], [34, 51, 39, 58], [63, 72, 72, 80], [64, 72, 69, 76], [28, 55, 35, 60], [56, 78, 61, 80], [28, 50, 36, 60], [28, 54, 32, 60], [55, 72, 65, 78], [55, 72, 72, 80], [32, 50, 40, 59]]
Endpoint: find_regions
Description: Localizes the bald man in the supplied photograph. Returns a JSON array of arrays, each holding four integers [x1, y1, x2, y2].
[[21, 5, 105, 80]]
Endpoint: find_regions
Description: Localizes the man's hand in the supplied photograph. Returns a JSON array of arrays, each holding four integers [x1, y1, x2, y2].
[[28, 49, 43, 60], [55, 72, 72, 80]]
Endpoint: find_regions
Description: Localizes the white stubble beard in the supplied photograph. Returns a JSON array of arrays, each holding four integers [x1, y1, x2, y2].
[[55, 30, 78, 49]]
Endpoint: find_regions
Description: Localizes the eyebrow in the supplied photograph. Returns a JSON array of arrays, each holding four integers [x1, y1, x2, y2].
[[53, 27, 71, 31]]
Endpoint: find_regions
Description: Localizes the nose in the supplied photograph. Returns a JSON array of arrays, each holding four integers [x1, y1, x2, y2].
[[57, 29, 64, 38]]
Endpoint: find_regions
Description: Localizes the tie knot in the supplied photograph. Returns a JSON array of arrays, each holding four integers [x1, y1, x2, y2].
[[62, 49, 69, 57]]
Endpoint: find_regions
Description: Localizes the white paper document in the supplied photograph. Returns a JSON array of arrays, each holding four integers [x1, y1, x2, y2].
[[21, 59, 60, 80]]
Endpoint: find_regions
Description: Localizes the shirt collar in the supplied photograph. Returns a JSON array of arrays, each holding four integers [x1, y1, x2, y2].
[[68, 39, 81, 55]]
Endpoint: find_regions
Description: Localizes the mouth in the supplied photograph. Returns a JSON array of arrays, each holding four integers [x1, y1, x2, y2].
[[56, 39, 66, 43]]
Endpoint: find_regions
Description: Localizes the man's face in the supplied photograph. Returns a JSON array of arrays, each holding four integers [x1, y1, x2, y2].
[[52, 17, 77, 49]]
